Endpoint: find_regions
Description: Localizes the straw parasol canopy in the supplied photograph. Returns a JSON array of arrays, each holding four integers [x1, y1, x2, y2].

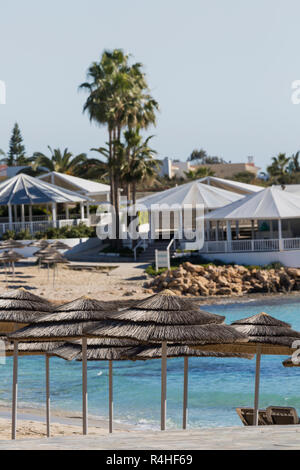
[[0, 288, 53, 333], [49, 241, 70, 250], [0, 240, 24, 249], [126, 344, 253, 361], [2, 337, 64, 356], [41, 253, 69, 265], [5, 250, 25, 262], [35, 246, 59, 258], [193, 312, 300, 355], [84, 290, 246, 345], [9, 297, 116, 342], [52, 338, 141, 361], [30, 239, 49, 248]]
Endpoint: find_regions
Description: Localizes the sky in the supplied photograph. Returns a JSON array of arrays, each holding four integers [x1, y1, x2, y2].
[[1, 0, 300, 171]]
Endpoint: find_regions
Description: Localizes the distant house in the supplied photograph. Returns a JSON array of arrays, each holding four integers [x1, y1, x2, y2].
[[159, 157, 261, 180]]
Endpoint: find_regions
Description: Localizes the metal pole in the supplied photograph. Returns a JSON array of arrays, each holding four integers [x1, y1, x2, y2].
[[82, 337, 88, 435], [161, 341, 167, 431], [109, 360, 113, 434], [46, 354, 50, 438], [11, 341, 19, 440], [183, 357, 189, 430], [253, 345, 262, 426]]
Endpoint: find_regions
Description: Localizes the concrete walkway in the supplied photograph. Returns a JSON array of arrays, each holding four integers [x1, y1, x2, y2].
[[1, 426, 300, 450]]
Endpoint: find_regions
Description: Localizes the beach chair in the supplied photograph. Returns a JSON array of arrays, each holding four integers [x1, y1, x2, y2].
[[266, 406, 300, 425], [236, 407, 270, 426]]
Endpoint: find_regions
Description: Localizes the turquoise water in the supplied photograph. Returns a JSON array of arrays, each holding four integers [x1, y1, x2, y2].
[[1, 297, 300, 429]]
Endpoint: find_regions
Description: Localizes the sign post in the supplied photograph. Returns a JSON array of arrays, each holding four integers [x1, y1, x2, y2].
[[155, 250, 170, 272]]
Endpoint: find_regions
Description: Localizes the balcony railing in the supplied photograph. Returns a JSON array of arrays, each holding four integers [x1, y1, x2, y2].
[[201, 238, 300, 253]]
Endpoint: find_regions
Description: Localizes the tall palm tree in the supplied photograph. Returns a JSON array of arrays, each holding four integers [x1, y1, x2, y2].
[[32, 146, 88, 176], [80, 49, 159, 245]]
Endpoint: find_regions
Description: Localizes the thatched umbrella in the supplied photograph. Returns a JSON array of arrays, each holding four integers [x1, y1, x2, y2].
[[9, 297, 116, 436], [49, 241, 70, 250], [0, 251, 10, 283], [51, 337, 140, 434], [30, 239, 49, 248], [192, 312, 300, 426], [84, 290, 247, 431], [0, 288, 53, 440], [125, 344, 253, 429], [0, 240, 24, 250], [3, 250, 25, 278], [41, 253, 69, 288]]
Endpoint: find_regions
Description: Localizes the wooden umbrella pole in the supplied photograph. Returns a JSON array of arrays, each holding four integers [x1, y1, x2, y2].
[[161, 341, 167, 431], [253, 345, 262, 426], [183, 356, 189, 430], [11, 340, 19, 440], [109, 360, 113, 434], [46, 354, 50, 438], [82, 337, 88, 435]]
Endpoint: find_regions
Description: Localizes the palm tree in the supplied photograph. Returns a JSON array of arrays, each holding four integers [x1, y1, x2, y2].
[[267, 153, 291, 184], [184, 167, 215, 181], [32, 146, 88, 175], [80, 49, 159, 245]]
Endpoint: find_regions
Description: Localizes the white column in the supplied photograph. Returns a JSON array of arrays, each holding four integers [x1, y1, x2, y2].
[[13, 205, 18, 222], [29, 206, 33, 234], [226, 221, 232, 251], [278, 219, 283, 251], [8, 205, 13, 230], [21, 205, 25, 229], [51, 203, 57, 225]]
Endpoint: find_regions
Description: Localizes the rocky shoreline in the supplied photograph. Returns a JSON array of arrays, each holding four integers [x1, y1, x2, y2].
[[145, 262, 300, 298]]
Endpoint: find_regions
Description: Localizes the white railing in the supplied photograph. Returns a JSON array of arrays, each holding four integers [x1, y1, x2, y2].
[[283, 238, 300, 250], [201, 238, 295, 253], [0, 218, 89, 235]]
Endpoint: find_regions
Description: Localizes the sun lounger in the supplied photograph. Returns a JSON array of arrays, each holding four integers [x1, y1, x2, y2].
[[236, 407, 270, 426], [266, 406, 300, 425]]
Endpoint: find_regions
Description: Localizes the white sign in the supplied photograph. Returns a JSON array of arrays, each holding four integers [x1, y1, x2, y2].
[[155, 250, 170, 271]]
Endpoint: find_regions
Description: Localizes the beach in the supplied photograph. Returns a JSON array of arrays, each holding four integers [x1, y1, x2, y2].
[[1, 261, 300, 444]]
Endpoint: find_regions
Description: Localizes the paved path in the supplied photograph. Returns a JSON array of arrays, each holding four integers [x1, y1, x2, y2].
[[1, 426, 300, 450]]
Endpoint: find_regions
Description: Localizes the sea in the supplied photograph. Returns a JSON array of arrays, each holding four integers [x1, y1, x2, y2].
[[1, 296, 300, 430]]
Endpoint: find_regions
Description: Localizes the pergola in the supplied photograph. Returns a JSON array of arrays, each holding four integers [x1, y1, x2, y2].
[[0, 173, 90, 230]]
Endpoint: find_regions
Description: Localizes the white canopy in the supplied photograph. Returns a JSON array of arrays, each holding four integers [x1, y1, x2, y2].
[[39, 171, 110, 196], [198, 176, 263, 195], [137, 181, 243, 211], [0, 173, 90, 206], [207, 186, 300, 220]]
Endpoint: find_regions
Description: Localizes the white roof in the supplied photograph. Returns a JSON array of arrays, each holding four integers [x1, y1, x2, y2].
[[207, 186, 300, 220], [0, 173, 90, 205], [137, 181, 243, 211], [198, 176, 263, 195], [39, 171, 110, 195]]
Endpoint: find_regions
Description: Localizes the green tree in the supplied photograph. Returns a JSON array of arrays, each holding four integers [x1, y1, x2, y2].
[[267, 153, 291, 184], [184, 166, 215, 180], [6, 123, 27, 166], [32, 146, 89, 175]]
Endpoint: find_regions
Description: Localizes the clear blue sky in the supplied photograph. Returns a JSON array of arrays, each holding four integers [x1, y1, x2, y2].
[[1, 0, 300, 171]]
